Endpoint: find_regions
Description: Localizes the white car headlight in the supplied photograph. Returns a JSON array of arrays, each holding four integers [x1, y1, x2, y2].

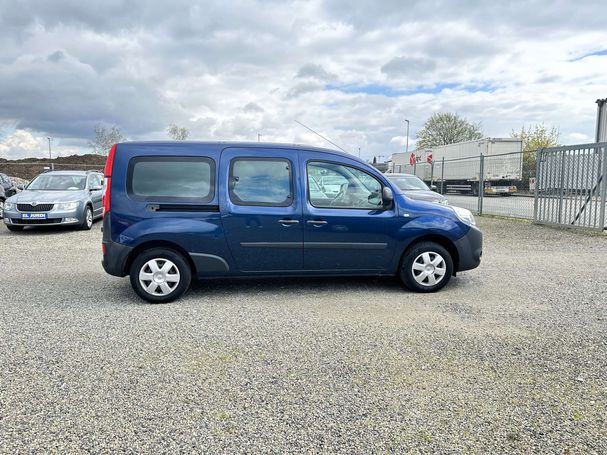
[[55, 201, 80, 211], [452, 206, 476, 226], [437, 199, 449, 205], [4, 201, 14, 210]]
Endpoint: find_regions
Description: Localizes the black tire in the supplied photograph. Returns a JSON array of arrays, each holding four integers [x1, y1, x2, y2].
[[80, 205, 93, 230], [6, 225, 24, 232], [129, 248, 192, 303], [399, 241, 453, 293]]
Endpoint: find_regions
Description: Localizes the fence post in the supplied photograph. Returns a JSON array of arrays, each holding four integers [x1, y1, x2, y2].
[[440, 157, 445, 194], [413, 161, 417, 177], [533, 149, 542, 223], [557, 150, 566, 224], [478, 154, 484, 215], [599, 145, 607, 230]]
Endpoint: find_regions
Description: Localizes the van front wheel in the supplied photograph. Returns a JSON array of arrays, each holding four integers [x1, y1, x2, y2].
[[129, 248, 192, 303], [400, 242, 453, 293]]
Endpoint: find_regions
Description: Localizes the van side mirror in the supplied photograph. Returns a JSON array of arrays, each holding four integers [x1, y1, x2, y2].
[[382, 186, 393, 205], [430, 184, 438, 192]]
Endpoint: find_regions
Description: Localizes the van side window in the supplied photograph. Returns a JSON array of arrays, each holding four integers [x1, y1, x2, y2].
[[128, 157, 215, 202], [229, 158, 293, 207], [307, 161, 383, 209]]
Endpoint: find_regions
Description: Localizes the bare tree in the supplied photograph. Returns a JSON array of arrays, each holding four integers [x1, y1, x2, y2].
[[415, 112, 483, 150], [89, 124, 125, 155], [167, 124, 190, 140]]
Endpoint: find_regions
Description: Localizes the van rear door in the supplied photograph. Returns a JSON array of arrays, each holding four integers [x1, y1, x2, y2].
[[219, 147, 303, 272]]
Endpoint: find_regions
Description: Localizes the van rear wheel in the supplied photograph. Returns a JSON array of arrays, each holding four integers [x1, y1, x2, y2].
[[129, 248, 192, 303], [400, 241, 453, 293]]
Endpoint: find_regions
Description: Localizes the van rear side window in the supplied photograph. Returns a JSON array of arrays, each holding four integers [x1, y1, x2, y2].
[[229, 158, 293, 207], [128, 157, 215, 202]]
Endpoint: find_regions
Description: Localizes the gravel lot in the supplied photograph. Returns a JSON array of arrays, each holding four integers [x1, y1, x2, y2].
[[1, 218, 606, 453]]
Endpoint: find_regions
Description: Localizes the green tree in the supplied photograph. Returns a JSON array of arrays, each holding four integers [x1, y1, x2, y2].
[[167, 124, 190, 140], [511, 124, 560, 184], [415, 112, 483, 150], [89, 124, 125, 155]]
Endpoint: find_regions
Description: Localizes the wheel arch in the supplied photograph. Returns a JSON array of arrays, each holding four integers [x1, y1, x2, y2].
[[125, 240, 197, 276], [399, 234, 459, 275]]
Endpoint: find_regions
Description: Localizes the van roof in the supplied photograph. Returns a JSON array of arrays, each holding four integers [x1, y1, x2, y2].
[[119, 141, 365, 164]]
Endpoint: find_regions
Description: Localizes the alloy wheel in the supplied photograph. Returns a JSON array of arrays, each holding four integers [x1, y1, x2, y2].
[[86, 208, 93, 228]]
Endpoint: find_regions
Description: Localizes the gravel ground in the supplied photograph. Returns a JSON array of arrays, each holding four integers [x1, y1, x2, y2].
[[1, 218, 606, 453]]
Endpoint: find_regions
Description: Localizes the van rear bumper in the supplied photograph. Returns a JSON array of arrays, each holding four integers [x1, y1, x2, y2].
[[454, 225, 482, 272], [101, 216, 132, 277]]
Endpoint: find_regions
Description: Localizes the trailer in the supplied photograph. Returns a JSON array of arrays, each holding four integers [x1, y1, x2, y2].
[[416, 138, 523, 195]]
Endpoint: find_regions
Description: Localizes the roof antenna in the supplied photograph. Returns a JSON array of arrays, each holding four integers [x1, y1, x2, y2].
[[294, 120, 349, 154]]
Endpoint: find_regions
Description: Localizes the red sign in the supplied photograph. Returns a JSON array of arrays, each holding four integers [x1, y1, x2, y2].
[[409, 153, 416, 166], [427, 152, 433, 164]]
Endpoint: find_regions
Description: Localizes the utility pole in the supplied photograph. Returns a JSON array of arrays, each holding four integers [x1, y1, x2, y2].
[[405, 119, 410, 154], [47, 137, 52, 159]]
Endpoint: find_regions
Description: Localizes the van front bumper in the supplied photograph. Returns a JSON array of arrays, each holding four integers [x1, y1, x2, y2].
[[454, 225, 483, 272]]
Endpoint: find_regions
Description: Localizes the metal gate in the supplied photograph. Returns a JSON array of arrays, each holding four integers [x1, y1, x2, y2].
[[534, 143, 607, 230]]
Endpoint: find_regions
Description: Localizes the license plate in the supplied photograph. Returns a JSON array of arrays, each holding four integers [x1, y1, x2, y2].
[[21, 213, 47, 219]]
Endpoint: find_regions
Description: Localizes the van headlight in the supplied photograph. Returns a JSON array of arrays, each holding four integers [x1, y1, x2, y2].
[[55, 201, 80, 211], [452, 206, 476, 226], [4, 202, 14, 210]]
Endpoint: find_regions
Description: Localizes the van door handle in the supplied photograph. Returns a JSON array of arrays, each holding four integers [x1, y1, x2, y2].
[[278, 219, 299, 225], [307, 220, 327, 225]]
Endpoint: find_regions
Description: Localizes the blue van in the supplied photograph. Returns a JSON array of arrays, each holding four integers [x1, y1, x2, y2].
[[102, 142, 482, 303]]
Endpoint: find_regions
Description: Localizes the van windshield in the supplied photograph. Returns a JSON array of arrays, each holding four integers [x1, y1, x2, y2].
[[27, 174, 86, 191], [387, 175, 429, 191]]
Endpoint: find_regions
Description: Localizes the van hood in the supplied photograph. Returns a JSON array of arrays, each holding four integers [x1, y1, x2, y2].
[[8, 190, 85, 203], [403, 189, 448, 204]]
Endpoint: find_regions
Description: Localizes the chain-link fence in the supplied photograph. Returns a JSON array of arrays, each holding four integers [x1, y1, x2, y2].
[[391, 146, 607, 229], [391, 150, 537, 219]]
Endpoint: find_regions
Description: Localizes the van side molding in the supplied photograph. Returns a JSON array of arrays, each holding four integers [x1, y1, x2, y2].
[[189, 252, 230, 273]]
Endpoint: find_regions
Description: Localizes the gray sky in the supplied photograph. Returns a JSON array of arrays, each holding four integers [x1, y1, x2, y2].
[[1, 0, 606, 160]]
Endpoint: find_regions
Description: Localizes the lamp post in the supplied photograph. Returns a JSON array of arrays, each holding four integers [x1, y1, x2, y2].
[[405, 119, 410, 154], [258, 133, 261, 142], [47, 137, 52, 159]]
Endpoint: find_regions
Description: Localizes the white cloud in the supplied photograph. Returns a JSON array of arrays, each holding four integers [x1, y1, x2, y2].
[[0, 130, 49, 160], [568, 132, 590, 141], [0, 0, 606, 160]]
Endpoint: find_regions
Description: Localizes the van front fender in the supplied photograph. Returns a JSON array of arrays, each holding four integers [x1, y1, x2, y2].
[[390, 215, 469, 270]]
